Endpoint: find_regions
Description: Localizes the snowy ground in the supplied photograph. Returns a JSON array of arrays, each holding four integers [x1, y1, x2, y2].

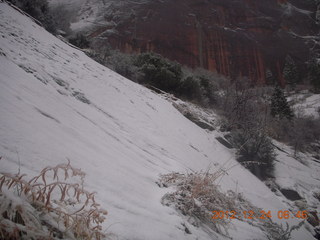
[[0, 2, 318, 240], [289, 92, 320, 118], [48, 0, 150, 32]]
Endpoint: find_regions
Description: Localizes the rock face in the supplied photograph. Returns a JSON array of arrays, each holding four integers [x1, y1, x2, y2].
[[86, 0, 319, 84]]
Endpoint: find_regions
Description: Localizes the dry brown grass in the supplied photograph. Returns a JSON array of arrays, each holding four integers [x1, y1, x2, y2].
[[158, 171, 237, 236], [158, 171, 304, 239], [0, 160, 108, 240]]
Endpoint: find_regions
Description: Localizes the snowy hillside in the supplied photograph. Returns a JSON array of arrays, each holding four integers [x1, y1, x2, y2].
[[0, 2, 318, 240], [289, 92, 320, 118], [48, 0, 150, 32]]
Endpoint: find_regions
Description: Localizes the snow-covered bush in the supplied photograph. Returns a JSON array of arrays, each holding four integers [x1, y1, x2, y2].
[[0, 160, 108, 240], [158, 171, 235, 236], [158, 171, 304, 239]]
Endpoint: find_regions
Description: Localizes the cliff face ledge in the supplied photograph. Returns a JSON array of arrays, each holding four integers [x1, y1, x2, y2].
[[88, 0, 318, 85]]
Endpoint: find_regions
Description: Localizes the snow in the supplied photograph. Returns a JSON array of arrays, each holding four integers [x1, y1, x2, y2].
[[273, 141, 320, 214], [48, 0, 112, 32], [49, 0, 152, 32], [48, 0, 87, 8], [283, 2, 313, 16], [0, 2, 318, 240], [289, 92, 320, 118]]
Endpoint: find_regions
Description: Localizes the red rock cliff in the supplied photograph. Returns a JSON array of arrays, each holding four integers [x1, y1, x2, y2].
[[92, 0, 316, 85]]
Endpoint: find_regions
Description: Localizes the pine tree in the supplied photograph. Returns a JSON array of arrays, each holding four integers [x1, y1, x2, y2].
[[283, 55, 299, 89], [265, 69, 275, 85], [308, 58, 320, 93], [270, 85, 294, 120]]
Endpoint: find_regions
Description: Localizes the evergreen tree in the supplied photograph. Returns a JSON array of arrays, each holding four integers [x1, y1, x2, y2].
[[270, 85, 294, 120], [199, 76, 217, 106], [307, 58, 320, 93], [283, 55, 299, 89], [265, 69, 275, 85]]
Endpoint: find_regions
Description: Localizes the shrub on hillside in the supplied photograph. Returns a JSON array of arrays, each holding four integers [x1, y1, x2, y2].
[[214, 80, 276, 179], [86, 48, 226, 107], [217, 79, 269, 130], [104, 50, 141, 82], [229, 129, 276, 180], [177, 76, 202, 102], [0, 160, 108, 240], [7, 0, 56, 33], [158, 171, 240, 236], [158, 171, 301, 239], [189, 68, 226, 107], [271, 115, 320, 155], [198, 76, 218, 106], [49, 4, 72, 35], [69, 34, 90, 49], [135, 52, 182, 92]]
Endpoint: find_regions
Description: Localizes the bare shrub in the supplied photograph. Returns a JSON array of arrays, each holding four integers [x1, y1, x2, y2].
[[158, 171, 304, 239], [0, 160, 108, 240], [215, 79, 276, 179], [216, 78, 271, 130], [158, 171, 236, 236], [264, 221, 304, 240], [229, 129, 276, 180], [289, 116, 320, 155], [270, 114, 320, 156]]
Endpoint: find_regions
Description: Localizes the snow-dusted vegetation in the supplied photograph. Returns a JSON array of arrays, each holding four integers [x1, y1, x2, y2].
[[0, 161, 107, 239], [0, 1, 319, 240]]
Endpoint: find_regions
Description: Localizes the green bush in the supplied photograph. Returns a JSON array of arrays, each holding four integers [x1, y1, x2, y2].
[[104, 50, 141, 81], [69, 34, 90, 49], [177, 76, 202, 102], [7, 0, 56, 33], [135, 52, 182, 92]]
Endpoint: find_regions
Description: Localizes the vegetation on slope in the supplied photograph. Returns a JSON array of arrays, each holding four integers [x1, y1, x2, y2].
[[0, 160, 108, 240]]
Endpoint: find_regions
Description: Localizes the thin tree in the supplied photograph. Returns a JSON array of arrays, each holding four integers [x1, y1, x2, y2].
[[270, 85, 294, 121]]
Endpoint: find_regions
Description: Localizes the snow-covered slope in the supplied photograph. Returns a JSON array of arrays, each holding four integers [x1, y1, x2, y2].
[[0, 2, 317, 240], [48, 0, 149, 32], [290, 92, 320, 118]]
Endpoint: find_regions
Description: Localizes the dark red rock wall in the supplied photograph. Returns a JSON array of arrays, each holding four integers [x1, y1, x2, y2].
[[96, 0, 316, 85]]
